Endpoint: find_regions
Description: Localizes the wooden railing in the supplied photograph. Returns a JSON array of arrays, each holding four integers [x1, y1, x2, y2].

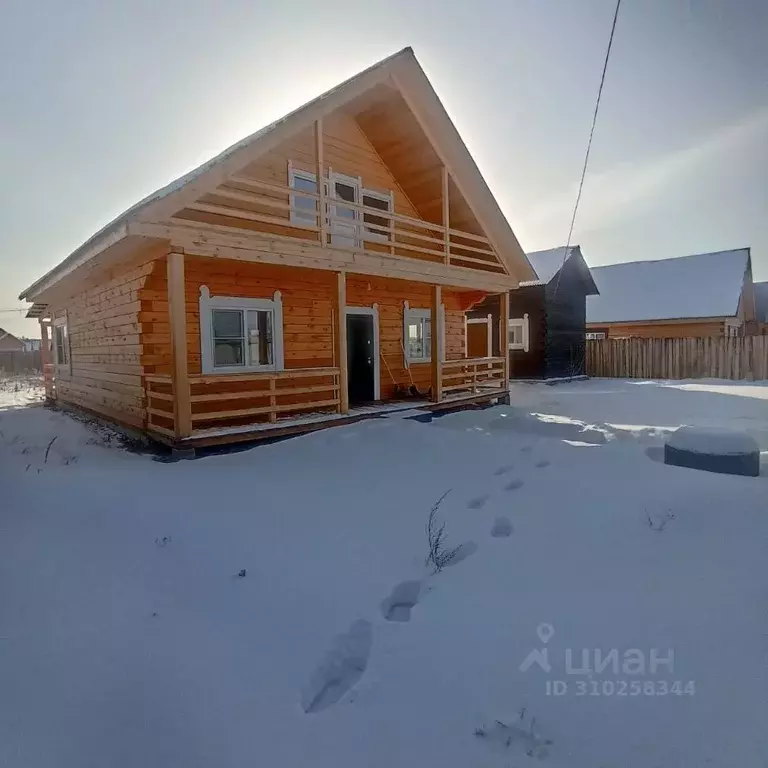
[[441, 357, 507, 396], [146, 367, 342, 439], [179, 175, 505, 275]]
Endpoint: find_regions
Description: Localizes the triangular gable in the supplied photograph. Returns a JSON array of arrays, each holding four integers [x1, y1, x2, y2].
[[21, 47, 534, 301], [523, 246, 599, 295]]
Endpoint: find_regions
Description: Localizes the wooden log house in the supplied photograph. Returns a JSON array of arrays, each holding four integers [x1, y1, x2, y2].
[[19, 48, 535, 448]]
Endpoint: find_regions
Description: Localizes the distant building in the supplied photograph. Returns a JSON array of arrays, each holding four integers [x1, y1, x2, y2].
[[0, 328, 25, 352], [19, 337, 41, 352], [586, 248, 755, 338]]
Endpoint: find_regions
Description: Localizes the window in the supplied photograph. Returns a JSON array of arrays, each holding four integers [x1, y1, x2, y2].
[[586, 332, 606, 340], [289, 168, 318, 227], [199, 287, 284, 374], [405, 309, 431, 363], [362, 190, 392, 242], [403, 304, 446, 364], [53, 317, 69, 367], [508, 315, 529, 352], [330, 174, 361, 247]]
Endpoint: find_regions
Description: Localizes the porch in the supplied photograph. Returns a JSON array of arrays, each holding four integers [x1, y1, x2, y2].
[[145, 356, 508, 447]]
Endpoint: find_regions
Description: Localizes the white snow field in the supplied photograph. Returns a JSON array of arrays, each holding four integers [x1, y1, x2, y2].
[[1, 376, 767, 767]]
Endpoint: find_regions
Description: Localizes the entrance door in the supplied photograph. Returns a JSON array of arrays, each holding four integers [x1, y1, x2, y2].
[[330, 174, 360, 248], [346, 313, 376, 404]]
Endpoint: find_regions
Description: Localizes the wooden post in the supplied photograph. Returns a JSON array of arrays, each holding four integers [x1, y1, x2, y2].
[[442, 166, 450, 264], [315, 119, 326, 247], [167, 249, 192, 439], [431, 285, 442, 402], [39, 319, 53, 398], [335, 272, 349, 414], [499, 291, 510, 388]]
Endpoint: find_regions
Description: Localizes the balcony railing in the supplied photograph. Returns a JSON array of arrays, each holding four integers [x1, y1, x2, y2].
[[178, 175, 506, 275]]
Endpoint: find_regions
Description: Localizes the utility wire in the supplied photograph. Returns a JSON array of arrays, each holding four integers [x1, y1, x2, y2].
[[552, 0, 622, 297]]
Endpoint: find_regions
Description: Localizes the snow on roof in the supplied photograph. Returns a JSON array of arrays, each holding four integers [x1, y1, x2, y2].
[[754, 282, 768, 323], [586, 248, 750, 324], [524, 246, 575, 285]]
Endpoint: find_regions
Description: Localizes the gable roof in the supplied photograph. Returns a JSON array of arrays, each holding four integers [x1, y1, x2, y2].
[[522, 245, 599, 294], [0, 329, 25, 351], [755, 281, 768, 323], [586, 248, 751, 324], [20, 47, 533, 301]]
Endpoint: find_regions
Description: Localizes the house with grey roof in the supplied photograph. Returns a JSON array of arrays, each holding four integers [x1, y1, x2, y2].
[[586, 248, 756, 338]]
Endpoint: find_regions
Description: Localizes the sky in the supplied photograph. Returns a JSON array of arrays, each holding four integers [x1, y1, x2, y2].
[[1, 0, 766, 337]]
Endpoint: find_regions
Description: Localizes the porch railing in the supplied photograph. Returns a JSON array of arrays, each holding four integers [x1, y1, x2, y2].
[[146, 367, 341, 439], [441, 357, 507, 396], [180, 175, 505, 275]]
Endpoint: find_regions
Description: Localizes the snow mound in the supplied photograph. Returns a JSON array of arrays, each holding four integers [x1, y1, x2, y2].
[[665, 426, 760, 477]]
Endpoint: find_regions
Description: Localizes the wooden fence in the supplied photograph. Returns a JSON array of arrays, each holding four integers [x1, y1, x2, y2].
[[0, 350, 41, 374], [586, 336, 768, 381]]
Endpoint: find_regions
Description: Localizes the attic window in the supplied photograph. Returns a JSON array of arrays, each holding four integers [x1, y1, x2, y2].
[[288, 168, 318, 227], [362, 190, 392, 242]]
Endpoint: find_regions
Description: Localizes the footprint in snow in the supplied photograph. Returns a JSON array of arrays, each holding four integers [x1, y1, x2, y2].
[[504, 479, 524, 492], [381, 580, 421, 622], [301, 619, 373, 714], [520, 445, 533, 453], [491, 516, 513, 538], [535, 459, 551, 468], [467, 494, 490, 510], [493, 464, 514, 476]]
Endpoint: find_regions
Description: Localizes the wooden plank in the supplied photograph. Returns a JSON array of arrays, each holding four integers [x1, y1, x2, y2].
[[335, 272, 349, 413], [167, 250, 191, 438], [192, 398, 340, 423], [431, 285, 442, 402], [499, 291, 510, 388], [442, 166, 449, 264], [189, 367, 339, 385], [315, 119, 327, 247]]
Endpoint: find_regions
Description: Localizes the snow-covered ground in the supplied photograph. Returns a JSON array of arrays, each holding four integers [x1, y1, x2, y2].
[[2, 377, 767, 767]]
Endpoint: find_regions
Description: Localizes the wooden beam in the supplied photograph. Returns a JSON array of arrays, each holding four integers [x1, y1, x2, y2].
[[499, 291, 510, 388], [315, 119, 327, 247], [39, 319, 53, 398], [129, 221, 520, 293], [442, 166, 450, 265], [431, 285, 442, 402], [335, 272, 349, 414], [167, 250, 192, 438]]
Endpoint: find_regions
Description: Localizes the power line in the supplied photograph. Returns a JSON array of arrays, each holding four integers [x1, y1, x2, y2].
[[552, 0, 622, 297]]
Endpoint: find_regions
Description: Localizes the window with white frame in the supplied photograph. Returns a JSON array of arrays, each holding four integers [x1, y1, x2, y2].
[[362, 189, 392, 242], [405, 308, 431, 362], [53, 317, 69, 367], [508, 315, 529, 352], [403, 304, 445, 364], [289, 168, 319, 227], [199, 287, 284, 374], [586, 332, 606, 340]]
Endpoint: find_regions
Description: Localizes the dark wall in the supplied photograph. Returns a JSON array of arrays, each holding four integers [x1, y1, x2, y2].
[[468, 287, 547, 378], [543, 257, 588, 378]]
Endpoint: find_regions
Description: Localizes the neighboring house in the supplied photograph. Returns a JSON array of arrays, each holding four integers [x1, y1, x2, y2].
[[19, 48, 535, 448], [755, 281, 768, 334], [0, 329, 25, 352], [586, 248, 755, 338], [467, 245, 598, 379]]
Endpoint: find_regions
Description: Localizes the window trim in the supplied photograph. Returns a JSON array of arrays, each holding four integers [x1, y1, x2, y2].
[[508, 314, 530, 352], [403, 301, 445, 366], [288, 165, 320, 229], [361, 188, 393, 243], [53, 315, 70, 371], [199, 286, 284, 375]]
